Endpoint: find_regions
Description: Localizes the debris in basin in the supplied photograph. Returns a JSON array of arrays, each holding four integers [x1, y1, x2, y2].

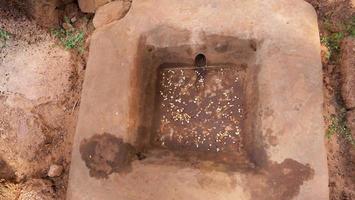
[[154, 65, 246, 154]]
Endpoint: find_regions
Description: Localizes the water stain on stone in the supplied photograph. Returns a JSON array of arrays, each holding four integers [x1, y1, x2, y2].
[[247, 158, 315, 200], [79, 133, 136, 179]]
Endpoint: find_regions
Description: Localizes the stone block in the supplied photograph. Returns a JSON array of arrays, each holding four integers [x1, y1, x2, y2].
[[78, 0, 111, 13], [67, 1, 329, 199], [93, 0, 131, 28]]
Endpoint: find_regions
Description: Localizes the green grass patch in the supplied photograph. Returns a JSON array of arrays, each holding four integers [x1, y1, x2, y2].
[[321, 16, 355, 61], [321, 32, 344, 60], [0, 28, 10, 48], [51, 17, 85, 53], [52, 28, 85, 51], [326, 109, 355, 146]]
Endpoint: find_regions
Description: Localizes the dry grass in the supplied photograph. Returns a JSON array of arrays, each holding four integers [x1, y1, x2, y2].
[[0, 182, 21, 200]]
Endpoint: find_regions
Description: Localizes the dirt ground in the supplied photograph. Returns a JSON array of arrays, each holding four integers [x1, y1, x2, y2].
[[0, 1, 86, 199], [305, 0, 355, 199], [0, 0, 354, 200]]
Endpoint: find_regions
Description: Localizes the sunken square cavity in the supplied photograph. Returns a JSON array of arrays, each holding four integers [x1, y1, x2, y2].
[[131, 31, 261, 169]]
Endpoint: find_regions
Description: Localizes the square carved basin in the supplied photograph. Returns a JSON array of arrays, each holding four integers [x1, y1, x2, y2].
[[131, 34, 260, 169]]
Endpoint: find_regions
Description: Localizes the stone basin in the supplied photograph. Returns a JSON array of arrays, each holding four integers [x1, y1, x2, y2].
[[67, 0, 329, 199]]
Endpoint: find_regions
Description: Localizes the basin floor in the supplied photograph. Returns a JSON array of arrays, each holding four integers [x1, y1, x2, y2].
[[153, 65, 246, 155]]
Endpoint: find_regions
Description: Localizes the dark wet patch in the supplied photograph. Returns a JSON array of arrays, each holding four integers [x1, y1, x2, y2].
[[266, 159, 315, 199], [247, 158, 315, 200], [79, 133, 136, 179]]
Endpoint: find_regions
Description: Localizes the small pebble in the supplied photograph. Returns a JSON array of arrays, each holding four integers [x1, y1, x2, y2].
[[48, 164, 63, 178]]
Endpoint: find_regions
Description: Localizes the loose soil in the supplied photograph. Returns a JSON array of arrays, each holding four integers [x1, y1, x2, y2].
[[306, 0, 355, 199], [0, 1, 86, 199], [0, 0, 354, 200]]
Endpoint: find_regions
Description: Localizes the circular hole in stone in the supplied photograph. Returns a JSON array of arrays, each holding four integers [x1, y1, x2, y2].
[[194, 53, 207, 67], [146, 45, 154, 52]]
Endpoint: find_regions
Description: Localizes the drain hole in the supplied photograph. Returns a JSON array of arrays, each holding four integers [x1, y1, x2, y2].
[[136, 152, 146, 160], [194, 53, 207, 67]]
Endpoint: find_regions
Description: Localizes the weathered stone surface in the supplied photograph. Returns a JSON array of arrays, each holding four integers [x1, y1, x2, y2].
[[340, 37, 355, 109], [68, 0, 328, 200], [78, 0, 111, 13], [93, 0, 131, 28]]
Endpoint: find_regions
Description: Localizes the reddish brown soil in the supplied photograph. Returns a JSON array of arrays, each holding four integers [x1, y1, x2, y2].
[[306, 0, 355, 199], [0, 1, 87, 199]]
